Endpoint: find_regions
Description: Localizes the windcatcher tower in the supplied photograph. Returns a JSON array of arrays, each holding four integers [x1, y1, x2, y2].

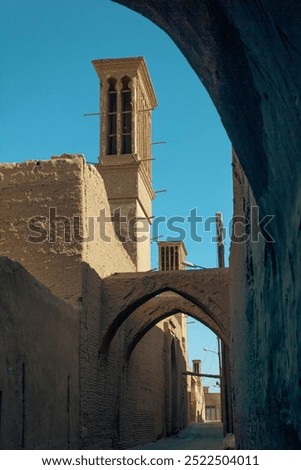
[[93, 57, 157, 271], [158, 241, 187, 271]]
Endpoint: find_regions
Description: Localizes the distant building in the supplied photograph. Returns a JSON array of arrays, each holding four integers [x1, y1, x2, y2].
[[189, 360, 205, 423], [204, 386, 222, 421]]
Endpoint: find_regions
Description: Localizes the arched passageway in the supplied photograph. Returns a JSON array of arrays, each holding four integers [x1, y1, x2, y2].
[[100, 269, 233, 444], [100, 268, 229, 355], [108, 300, 232, 442], [124, 294, 228, 360]]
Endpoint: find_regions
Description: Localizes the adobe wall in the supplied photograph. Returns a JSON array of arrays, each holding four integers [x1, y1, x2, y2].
[[0, 257, 79, 449], [230, 154, 301, 449], [204, 391, 221, 421], [110, 317, 188, 449], [190, 377, 205, 424], [0, 155, 135, 305], [81, 162, 136, 276], [122, 326, 168, 447], [96, 160, 152, 271], [0, 156, 84, 304]]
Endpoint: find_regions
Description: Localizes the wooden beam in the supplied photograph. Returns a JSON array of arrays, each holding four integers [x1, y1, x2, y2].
[[182, 371, 221, 379]]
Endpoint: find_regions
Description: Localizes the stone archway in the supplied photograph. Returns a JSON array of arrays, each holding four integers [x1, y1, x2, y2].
[[121, 293, 233, 435], [100, 268, 233, 438], [100, 268, 230, 355], [123, 294, 228, 360], [120, 292, 233, 436]]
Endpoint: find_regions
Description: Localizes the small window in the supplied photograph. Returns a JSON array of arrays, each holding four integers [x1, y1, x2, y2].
[[122, 112, 131, 134], [121, 76, 132, 154], [175, 246, 179, 269], [122, 135, 131, 154], [108, 78, 117, 92], [161, 246, 165, 270], [108, 94, 117, 113], [170, 246, 174, 270], [206, 406, 217, 421], [165, 246, 170, 270], [109, 114, 117, 134], [107, 78, 117, 155], [107, 136, 117, 155]]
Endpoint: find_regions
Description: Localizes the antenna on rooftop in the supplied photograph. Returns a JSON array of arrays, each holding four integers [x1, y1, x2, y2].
[[215, 212, 225, 268]]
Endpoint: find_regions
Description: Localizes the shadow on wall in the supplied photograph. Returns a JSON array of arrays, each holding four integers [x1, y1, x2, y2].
[[0, 257, 80, 450], [115, 323, 188, 449]]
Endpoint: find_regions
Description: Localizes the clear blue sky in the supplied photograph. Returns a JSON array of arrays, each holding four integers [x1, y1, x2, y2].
[[0, 0, 232, 389]]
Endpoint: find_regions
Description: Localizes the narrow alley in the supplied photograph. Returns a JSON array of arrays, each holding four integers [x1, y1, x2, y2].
[[134, 423, 224, 450]]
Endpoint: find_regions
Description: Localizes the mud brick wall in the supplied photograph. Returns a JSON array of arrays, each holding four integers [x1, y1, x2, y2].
[[0, 257, 79, 449]]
